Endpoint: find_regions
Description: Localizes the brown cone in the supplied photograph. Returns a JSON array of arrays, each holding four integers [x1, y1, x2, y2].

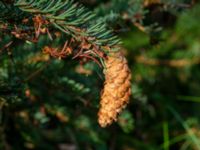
[[98, 51, 131, 127]]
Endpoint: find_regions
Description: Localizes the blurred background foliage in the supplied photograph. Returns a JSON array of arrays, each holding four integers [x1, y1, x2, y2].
[[1, 0, 200, 150]]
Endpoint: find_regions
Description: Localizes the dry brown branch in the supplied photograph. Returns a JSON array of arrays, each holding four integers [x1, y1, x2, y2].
[[133, 22, 146, 32], [135, 55, 200, 67]]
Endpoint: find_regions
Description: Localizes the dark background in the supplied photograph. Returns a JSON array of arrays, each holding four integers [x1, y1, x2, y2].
[[1, 0, 200, 150]]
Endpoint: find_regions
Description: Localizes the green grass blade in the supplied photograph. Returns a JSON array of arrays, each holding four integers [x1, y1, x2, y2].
[[163, 121, 169, 150], [168, 106, 200, 150], [177, 95, 200, 103]]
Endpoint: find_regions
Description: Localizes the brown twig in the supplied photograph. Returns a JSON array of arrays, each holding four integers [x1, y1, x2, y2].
[[0, 41, 13, 54], [133, 22, 146, 32], [23, 61, 51, 82], [78, 54, 102, 68], [135, 55, 200, 67]]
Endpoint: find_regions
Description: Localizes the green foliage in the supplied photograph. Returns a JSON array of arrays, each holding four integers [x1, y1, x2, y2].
[[1, 0, 200, 150], [15, 0, 120, 47]]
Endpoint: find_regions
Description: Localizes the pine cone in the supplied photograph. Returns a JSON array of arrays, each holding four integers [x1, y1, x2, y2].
[[98, 51, 131, 127]]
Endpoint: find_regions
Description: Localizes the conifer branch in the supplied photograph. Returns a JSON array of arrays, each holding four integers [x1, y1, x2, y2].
[[14, 0, 121, 57]]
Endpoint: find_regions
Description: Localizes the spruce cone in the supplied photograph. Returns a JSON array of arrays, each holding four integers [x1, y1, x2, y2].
[[98, 51, 131, 127]]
